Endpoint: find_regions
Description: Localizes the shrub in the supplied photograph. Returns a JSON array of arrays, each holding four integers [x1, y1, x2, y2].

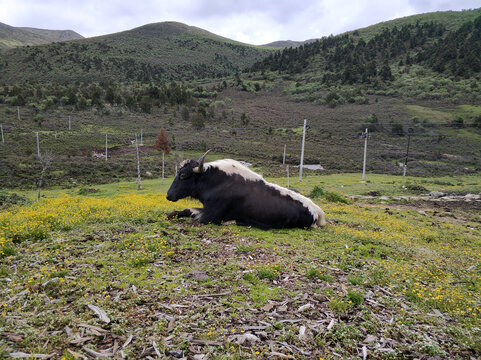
[[6, 96, 24, 106], [257, 264, 281, 280], [0, 245, 15, 258], [325, 91, 345, 108], [140, 95, 152, 113], [309, 186, 325, 198], [360, 113, 381, 132], [34, 114, 44, 126], [191, 113, 205, 129], [324, 191, 350, 204], [471, 115, 481, 128], [77, 188, 100, 195], [354, 96, 369, 104], [391, 122, 405, 136], [405, 184, 427, 192], [240, 113, 249, 126], [0, 191, 30, 208], [450, 115, 465, 128], [181, 106, 190, 121]]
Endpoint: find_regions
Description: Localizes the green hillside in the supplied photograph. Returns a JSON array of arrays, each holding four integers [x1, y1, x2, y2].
[[262, 40, 305, 48], [352, 8, 481, 40], [0, 22, 82, 50], [18, 27, 83, 42], [0, 22, 273, 83], [252, 9, 481, 104]]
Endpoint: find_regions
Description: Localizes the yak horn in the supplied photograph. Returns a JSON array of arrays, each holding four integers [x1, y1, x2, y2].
[[193, 149, 211, 173]]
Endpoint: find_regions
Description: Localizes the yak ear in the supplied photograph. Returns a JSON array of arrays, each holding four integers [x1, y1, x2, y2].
[[193, 149, 211, 173]]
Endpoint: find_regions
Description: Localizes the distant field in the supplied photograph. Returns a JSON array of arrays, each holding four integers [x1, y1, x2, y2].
[[13, 172, 481, 201], [2, 80, 481, 190]]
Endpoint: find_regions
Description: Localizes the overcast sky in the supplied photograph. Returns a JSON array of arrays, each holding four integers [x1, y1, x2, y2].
[[1, 0, 479, 45]]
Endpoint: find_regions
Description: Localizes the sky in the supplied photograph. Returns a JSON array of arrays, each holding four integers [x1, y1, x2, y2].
[[1, 0, 480, 45]]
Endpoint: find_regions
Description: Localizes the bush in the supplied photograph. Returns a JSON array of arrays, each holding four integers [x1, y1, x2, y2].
[[324, 191, 350, 204], [309, 186, 325, 198], [77, 188, 99, 195], [308, 186, 349, 203], [471, 115, 481, 128], [391, 122, 405, 136], [181, 106, 190, 121], [191, 113, 205, 129], [360, 113, 381, 132], [0, 245, 15, 258], [325, 91, 345, 108], [34, 114, 44, 126], [0, 191, 30, 208], [405, 184, 427, 193], [450, 115, 465, 128], [354, 96, 369, 104], [306, 268, 320, 280], [140, 95, 152, 113]]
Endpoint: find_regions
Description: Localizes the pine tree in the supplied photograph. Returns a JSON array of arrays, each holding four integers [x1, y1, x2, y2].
[[380, 59, 394, 81]]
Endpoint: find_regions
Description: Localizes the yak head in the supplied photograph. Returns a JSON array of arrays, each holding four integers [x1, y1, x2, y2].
[[166, 150, 210, 202]]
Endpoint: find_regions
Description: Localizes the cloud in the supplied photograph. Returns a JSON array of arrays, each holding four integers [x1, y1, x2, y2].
[[1, 0, 479, 43]]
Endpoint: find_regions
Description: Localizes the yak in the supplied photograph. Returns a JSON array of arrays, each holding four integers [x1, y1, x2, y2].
[[166, 150, 326, 229]]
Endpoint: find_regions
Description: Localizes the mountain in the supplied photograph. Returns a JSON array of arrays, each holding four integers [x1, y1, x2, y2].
[[0, 22, 83, 50], [0, 21, 273, 83], [251, 8, 481, 97], [18, 27, 83, 42], [262, 39, 318, 48], [350, 8, 481, 40], [262, 40, 305, 48]]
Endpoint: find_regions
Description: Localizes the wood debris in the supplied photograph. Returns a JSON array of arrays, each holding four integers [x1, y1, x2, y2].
[[87, 304, 111, 323]]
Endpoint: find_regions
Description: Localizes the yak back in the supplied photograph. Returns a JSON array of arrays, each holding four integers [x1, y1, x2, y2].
[[197, 160, 319, 229]]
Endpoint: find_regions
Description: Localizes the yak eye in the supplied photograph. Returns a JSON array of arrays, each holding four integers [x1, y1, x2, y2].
[[179, 172, 187, 180]]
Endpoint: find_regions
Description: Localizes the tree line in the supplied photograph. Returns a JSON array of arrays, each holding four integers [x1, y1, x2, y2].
[[416, 15, 481, 77], [0, 81, 193, 113], [251, 16, 481, 84]]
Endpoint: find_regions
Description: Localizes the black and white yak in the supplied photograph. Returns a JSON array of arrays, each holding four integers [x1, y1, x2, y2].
[[166, 150, 326, 229]]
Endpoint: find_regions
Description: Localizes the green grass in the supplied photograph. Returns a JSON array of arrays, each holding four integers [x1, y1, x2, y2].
[[12, 172, 481, 203], [268, 173, 481, 197], [1, 176, 480, 358], [457, 105, 481, 116], [404, 104, 452, 124]]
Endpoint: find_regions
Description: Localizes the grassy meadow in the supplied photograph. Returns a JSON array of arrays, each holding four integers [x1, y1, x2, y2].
[[1, 174, 480, 359]]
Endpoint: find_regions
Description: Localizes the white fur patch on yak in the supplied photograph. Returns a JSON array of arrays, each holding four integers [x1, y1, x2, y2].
[[189, 208, 201, 221], [205, 159, 262, 181], [205, 159, 327, 227]]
